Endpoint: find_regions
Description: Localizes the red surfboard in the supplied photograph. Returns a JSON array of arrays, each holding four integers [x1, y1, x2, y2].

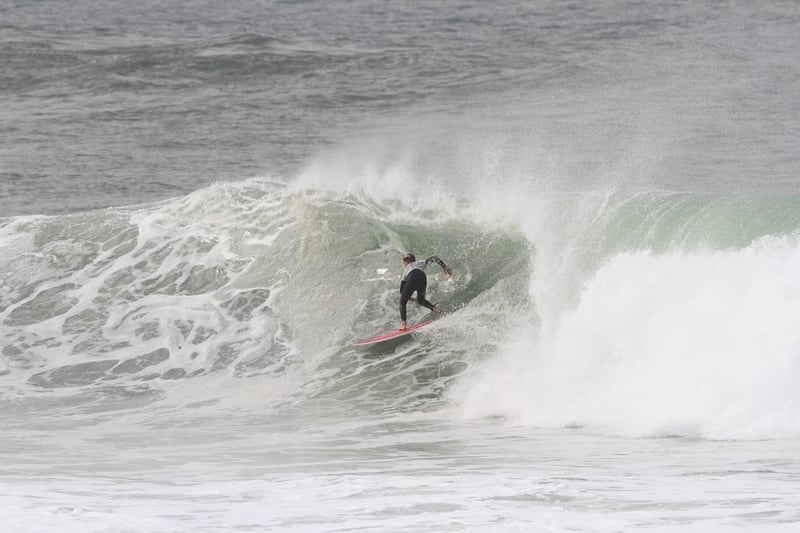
[[354, 320, 437, 346]]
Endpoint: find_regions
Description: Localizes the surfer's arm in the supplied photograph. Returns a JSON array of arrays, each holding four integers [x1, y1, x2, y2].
[[425, 255, 453, 276]]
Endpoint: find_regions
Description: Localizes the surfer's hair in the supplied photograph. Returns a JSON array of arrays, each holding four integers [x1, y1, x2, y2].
[[403, 253, 416, 263]]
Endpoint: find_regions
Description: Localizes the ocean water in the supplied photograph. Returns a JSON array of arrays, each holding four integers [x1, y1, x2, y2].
[[2, 1, 800, 531]]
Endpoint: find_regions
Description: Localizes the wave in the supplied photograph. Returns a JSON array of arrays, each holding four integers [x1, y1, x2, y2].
[[2, 179, 800, 438]]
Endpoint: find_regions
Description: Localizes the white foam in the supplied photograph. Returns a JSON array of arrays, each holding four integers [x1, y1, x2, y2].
[[458, 234, 800, 439]]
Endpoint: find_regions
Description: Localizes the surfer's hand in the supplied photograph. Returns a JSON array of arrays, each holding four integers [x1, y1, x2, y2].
[[399, 321, 407, 330], [444, 266, 453, 276], [409, 297, 416, 302]]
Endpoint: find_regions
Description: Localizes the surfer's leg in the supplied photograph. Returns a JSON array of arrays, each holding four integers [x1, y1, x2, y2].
[[399, 280, 416, 322], [415, 274, 438, 312], [417, 296, 441, 312], [401, 270, 427, 321], [417, 292, 434, 310]]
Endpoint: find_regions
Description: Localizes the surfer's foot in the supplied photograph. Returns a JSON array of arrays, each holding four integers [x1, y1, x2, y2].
[[432, 305, 443, 314], [399, 321, 407, 330]]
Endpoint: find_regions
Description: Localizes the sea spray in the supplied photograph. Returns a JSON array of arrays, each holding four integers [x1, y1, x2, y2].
[[458, 229, 800, 439]]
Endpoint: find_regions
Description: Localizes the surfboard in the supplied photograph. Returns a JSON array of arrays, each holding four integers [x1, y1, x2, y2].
[[354, 320, 436, 346]]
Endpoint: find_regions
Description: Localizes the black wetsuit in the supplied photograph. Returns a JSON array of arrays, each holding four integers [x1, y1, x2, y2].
[[399, 256, 448, 321]]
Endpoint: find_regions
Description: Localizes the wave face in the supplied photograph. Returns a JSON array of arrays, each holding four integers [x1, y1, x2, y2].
[[0, 181, 529, 416], [3, 180, 800, 439]]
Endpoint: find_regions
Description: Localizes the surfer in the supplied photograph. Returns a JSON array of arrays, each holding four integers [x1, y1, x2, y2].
[[399, 253, 452, 330]]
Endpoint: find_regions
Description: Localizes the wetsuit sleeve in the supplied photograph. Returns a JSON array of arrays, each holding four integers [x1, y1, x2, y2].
[[400, 280, 406, 293], [425, 256, 448, 271]]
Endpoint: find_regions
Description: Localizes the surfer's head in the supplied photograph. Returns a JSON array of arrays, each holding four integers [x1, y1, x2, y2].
[[402, 253, 416, 264]]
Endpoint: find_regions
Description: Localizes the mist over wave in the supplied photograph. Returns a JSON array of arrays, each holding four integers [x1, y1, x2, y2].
[[292, 123, 800, 439]]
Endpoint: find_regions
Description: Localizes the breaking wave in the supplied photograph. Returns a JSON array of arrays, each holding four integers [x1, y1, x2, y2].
[[2, 178, 800, 439]]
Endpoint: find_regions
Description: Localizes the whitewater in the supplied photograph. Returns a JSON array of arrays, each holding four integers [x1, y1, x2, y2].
[[3, 0, 800, 530]]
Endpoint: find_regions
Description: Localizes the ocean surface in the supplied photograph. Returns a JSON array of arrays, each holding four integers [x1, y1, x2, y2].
[[2, 0, 800, 531]]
